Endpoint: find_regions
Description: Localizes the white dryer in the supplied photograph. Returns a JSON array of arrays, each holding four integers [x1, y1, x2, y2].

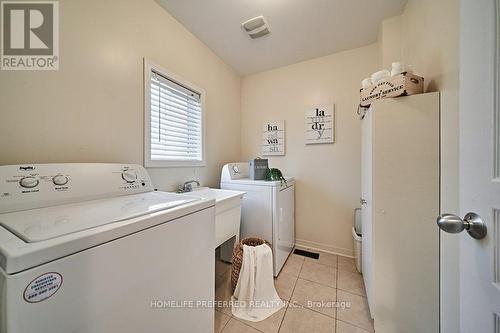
[[220, 163, 295, 276], [0, 163, 215, 333]]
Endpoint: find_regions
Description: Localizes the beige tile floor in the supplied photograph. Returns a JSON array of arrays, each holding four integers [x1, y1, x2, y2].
[[214, 250, 374, 333]]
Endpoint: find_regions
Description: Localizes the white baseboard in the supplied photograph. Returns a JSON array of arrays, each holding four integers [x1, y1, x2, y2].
[[295, 238, 354, 258]]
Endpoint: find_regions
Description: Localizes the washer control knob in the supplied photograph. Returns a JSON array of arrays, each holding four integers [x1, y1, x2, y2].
[[52, 175, 69, 186], [19, 177, 39, 188], [121, 171, 137, 183]]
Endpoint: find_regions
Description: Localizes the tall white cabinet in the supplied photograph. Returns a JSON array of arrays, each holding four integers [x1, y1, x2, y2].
[[361, 92, 440, 333]]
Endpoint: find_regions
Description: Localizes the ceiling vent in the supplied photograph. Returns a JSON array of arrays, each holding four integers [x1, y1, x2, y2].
[[241, 16, 270, 39]]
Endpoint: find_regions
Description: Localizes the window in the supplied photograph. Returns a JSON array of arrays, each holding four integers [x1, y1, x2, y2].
[[144, 60, 205, 167]]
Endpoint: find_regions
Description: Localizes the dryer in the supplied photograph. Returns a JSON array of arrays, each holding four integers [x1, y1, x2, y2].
[[220, 163, 295, 276]]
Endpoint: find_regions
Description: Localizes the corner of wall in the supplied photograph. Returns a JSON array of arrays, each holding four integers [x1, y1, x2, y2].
[[378, 15, 403, 69]]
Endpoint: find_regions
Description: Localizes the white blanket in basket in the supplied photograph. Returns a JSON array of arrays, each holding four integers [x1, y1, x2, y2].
[[231, 244, 285, 322]]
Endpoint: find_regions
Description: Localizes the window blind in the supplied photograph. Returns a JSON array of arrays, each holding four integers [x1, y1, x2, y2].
[[150, 70, 203, 162]]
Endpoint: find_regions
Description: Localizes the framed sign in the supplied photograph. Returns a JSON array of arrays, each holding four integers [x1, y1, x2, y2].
[[262, 120, 285, 156], [305, 105, 335, 144]]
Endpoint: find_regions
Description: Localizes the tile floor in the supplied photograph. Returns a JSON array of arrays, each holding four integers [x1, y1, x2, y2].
[[214, 250, 374, 333]]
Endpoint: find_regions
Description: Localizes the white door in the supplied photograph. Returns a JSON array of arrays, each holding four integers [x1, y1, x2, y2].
[[439, 1, 500, 331], [361, 108, 373, 315]]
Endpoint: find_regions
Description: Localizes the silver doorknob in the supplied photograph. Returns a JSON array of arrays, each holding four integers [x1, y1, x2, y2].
[[360, 198, 367, 205], [436, 212, 487, 239]]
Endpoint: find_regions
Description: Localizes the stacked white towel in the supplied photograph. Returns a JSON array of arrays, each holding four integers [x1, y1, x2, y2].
[[231, 244, 285, 322]]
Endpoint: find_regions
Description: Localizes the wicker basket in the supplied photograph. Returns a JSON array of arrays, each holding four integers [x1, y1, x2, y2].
[[230, 237, 271, 293]]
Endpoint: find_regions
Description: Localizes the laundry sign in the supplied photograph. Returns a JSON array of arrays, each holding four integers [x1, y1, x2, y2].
[[262, 121, 285, 156], [305, 105, 335, 144]]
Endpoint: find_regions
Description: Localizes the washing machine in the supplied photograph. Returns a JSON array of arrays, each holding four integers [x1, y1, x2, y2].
[[0, 163, 215, 333], [220, 163, 295, 276]]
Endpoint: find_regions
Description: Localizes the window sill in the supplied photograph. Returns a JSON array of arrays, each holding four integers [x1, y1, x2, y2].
[[145, 160, 206, 168]]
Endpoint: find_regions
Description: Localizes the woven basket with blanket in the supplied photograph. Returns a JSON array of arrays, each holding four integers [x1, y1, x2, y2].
[[230, 237, 271, 292]]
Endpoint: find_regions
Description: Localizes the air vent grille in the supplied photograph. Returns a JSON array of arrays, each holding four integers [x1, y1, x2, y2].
[[241, 16, 270, 39]]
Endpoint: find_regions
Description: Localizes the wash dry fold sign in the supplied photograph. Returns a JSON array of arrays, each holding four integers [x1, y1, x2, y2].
[[305, 105, 335, 144], [262, 121, 285, 156], [1, 1, 59, 70]]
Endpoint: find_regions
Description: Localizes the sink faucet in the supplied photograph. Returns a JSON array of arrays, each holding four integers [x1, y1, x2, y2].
[[177, 180, 200, 193]]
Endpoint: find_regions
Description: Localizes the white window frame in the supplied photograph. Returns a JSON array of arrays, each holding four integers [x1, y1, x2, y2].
[[144, 59, 206, 168]]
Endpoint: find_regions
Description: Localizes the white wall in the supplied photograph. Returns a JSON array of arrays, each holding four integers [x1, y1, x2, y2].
[[0, 0, 241, 190], [379, 1, 460, 332], [241, 44, 379, 256]]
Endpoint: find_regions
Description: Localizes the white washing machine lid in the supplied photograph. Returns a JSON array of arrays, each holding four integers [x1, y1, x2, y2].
[[221, 176, 294, 187], [0, 191, 199, 243]]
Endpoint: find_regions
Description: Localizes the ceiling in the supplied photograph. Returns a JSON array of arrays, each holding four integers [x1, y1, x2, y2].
[[158, 0, 407, 75]]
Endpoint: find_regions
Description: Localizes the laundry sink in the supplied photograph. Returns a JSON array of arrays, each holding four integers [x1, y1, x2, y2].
[[188, 187, 245, 249]]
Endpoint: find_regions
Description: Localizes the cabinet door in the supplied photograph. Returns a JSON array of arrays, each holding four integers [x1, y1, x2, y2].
[[361, 108, 374, 315], [372, 93, 439, 333]]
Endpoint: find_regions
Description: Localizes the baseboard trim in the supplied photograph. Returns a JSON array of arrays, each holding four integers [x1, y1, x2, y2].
[[295, 238, 354, 258]]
